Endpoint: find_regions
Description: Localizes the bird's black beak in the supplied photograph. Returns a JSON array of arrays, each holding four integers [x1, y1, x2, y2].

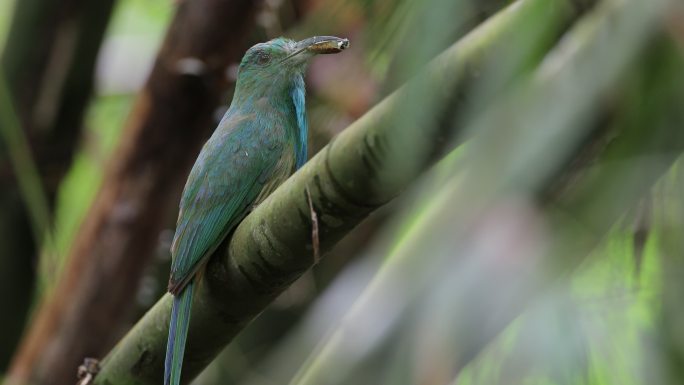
[[281, 36, 349, 64]]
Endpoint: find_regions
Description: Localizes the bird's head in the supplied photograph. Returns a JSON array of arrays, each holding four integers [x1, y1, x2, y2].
[[234, 36, 349, 102]]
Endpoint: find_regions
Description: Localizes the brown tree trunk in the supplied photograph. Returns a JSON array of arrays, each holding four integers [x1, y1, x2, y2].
[[6, 1, 262, 385], [0, 0, 117, 370]]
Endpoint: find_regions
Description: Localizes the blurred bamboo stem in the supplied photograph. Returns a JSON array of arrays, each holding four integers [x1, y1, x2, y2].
[[0, 74, 55, 284], [0, 0, 118, 294], [94, 0, 605, 383], [291, 0, 682, 381], [0, 0, 118, 371]]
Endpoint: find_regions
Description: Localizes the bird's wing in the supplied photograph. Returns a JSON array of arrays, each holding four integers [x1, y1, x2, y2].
[[168, 113, 281, 294]]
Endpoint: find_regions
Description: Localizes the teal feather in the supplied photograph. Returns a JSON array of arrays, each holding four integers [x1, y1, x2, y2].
[[291, 74, 307, 169], [165, 281, 194, 385], [167, 110, 284, 292]]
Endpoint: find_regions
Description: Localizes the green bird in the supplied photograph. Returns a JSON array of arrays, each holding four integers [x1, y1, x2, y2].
[[164, 36, 349, 385]]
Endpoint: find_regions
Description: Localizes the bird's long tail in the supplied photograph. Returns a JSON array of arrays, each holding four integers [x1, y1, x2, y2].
[[164, 280, 194, 385]]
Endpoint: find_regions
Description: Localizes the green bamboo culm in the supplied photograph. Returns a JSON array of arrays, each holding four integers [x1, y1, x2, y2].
[[0, 71, 56, 294]]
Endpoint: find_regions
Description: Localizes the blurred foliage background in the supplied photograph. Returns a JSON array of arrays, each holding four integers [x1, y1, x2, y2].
[[1, 0, 684, 384]]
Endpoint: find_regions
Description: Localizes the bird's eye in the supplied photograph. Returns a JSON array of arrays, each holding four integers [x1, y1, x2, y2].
[[255, 52, 271, 65]]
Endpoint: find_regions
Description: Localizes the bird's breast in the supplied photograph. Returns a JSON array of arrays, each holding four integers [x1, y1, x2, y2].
[[253, 145, 296, 205]]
